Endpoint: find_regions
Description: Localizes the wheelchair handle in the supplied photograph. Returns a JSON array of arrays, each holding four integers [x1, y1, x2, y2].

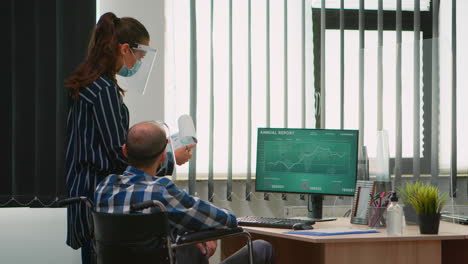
[[130, 200, 167, 212], [57, 197, 93, 208]]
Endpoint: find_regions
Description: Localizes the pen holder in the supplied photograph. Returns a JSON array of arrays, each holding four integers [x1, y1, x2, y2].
[[368, 207, 387, 228]]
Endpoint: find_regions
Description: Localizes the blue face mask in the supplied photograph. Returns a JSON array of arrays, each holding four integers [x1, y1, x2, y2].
[[117, 51, 142, 77]]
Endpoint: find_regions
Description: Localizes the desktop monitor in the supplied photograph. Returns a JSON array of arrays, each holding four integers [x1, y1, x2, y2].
[[255, 128, 359, 219]]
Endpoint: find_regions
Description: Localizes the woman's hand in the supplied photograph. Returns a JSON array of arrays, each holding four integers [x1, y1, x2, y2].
[[174, 143, 196, 165]]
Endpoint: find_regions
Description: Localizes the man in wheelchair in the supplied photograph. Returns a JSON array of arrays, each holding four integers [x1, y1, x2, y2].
[[94, 121, 274, 264]]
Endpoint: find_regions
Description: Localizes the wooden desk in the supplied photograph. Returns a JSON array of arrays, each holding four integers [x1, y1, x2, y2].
[[221, 218, 468, 264]]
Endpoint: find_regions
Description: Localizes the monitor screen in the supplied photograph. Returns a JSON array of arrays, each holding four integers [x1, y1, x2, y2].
[[255, 128, 358, 196]]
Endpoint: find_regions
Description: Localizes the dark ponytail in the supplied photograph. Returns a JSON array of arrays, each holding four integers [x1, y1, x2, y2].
[[66, 12, 149, 100]]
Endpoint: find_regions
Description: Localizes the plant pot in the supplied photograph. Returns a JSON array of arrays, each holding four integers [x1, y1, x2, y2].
[[418, 213, 441, 234], [403, 206, 419, 225]]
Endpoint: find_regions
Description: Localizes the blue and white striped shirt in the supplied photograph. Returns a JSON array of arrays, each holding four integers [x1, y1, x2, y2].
[[95, 166, 238, 235], [65, 76, 129, 249]]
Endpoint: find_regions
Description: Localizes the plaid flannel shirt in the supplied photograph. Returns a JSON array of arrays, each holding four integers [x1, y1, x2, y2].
[[95, 166, 237, 235]]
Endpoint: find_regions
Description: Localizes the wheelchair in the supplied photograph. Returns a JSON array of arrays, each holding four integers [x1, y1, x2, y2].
[[59, 197, 254, 264]]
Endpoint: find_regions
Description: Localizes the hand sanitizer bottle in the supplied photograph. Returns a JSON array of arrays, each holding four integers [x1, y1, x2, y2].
[[387, 192, 403, 235]]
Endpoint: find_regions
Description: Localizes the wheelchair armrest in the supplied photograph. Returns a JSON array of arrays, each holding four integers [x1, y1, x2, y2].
[[176, 227, 245, 245], [130, 200, 167, 213]]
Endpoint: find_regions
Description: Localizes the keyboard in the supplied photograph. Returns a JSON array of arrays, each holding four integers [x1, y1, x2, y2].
[[237, 216, 315, 229], [442, 214, 468, 225]]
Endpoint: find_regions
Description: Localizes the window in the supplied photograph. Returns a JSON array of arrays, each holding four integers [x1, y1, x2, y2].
[[165, 1, 465, 181], [312, 8, 433, 175], [165, 0, 314, 180]]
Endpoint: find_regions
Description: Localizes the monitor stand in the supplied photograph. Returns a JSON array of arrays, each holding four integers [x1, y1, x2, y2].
[[306, 194, 336, 222]]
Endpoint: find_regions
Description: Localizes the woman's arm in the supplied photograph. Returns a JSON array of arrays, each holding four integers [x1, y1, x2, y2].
[[92, 80, 128, 170]]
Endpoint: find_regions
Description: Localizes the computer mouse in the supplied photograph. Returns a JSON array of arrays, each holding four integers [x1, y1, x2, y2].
[[292, 223, 314, 230]]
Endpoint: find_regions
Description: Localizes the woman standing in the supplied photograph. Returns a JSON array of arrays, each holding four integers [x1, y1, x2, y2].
[[65, 12, 193, 263]]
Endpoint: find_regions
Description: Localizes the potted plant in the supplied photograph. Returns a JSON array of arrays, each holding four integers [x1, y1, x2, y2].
[[397, 181, 448, 234], [397, 182, 420, 225]]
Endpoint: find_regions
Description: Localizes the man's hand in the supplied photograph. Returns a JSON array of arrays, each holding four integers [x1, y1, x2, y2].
[[174, 143, 196, 165], [196, 240, 217, 258]]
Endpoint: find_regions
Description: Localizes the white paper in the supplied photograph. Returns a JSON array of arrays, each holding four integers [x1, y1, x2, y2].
[[170, 115, 197, 149]]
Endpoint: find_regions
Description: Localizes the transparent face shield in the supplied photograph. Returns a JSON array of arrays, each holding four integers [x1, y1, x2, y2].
[[119, 43, 157, 95], [155, 121, 176, 176]]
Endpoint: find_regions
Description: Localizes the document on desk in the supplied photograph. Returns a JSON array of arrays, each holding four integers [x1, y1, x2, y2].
[[284, 227, 379, 236]]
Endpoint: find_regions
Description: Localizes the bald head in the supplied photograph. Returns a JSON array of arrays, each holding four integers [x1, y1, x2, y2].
[[125, 121, 167, 168]]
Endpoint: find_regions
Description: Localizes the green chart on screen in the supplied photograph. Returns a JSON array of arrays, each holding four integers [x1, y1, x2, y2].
[[256, 128, 358, 196]]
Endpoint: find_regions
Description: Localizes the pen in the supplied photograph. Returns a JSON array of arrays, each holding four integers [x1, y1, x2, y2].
[[377, 192, 385, 207]]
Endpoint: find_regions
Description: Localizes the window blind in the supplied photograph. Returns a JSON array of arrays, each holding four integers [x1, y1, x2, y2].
[[167, 0, 462, 202]]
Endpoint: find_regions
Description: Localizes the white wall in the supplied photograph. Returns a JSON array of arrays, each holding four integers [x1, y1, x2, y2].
[[0, 208, 81, 264]]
